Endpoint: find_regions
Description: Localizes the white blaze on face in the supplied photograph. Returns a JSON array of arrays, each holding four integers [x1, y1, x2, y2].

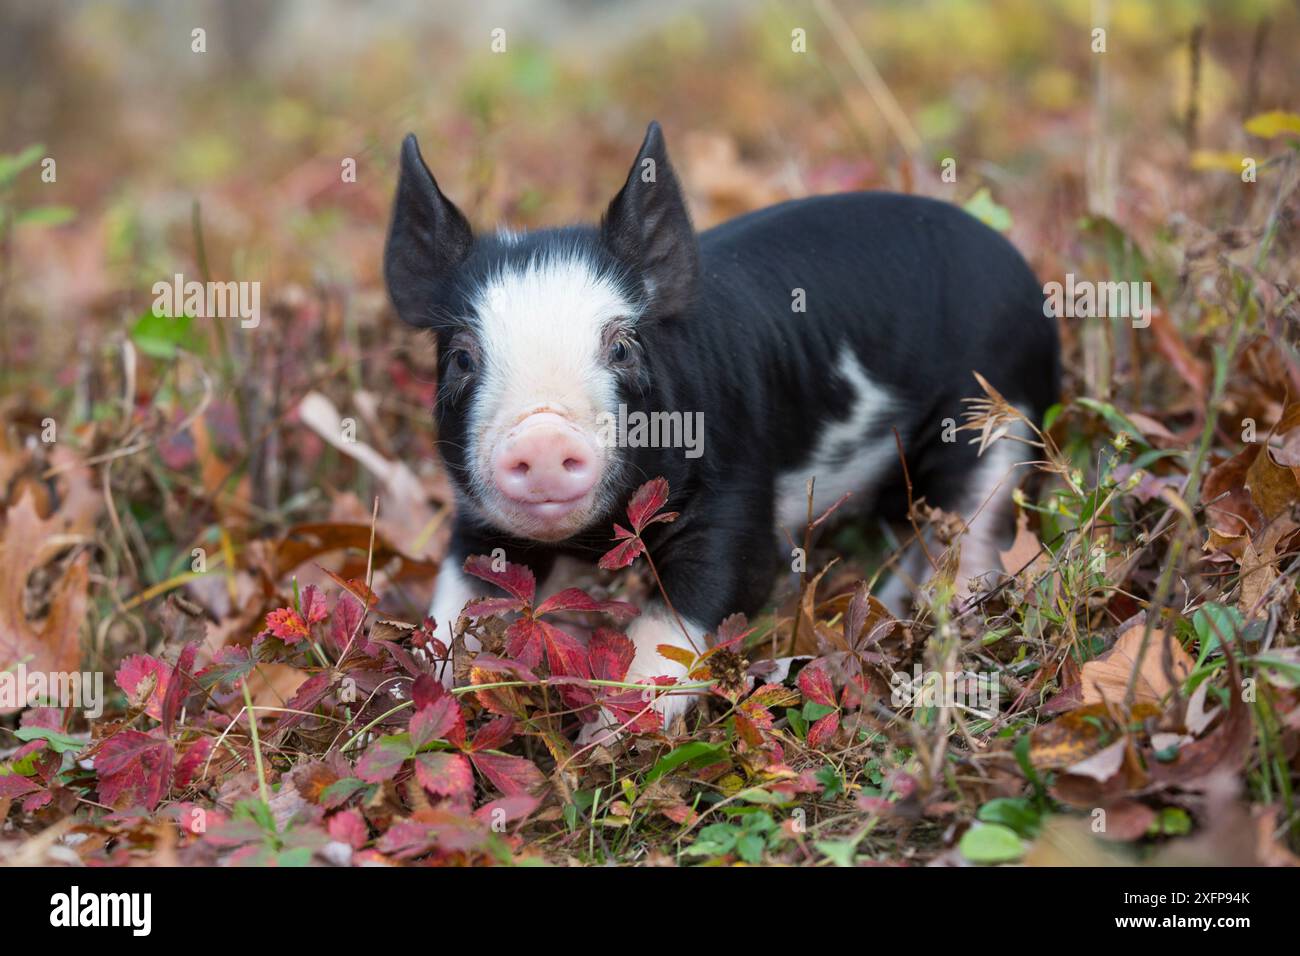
[[465, 248, 637, 539]]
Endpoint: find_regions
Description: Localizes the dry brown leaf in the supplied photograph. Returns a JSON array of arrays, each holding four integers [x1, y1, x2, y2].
[[1202, 446, 1263, 557], [999, 509, 1050, 579], [1245, 439, 1300, 520], [0, 469, 99, 712], [1029, 701, 1156, 770], [1081, 625, 1193, 708]]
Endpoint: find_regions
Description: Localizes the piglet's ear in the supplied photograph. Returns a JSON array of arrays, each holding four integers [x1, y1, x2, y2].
[[601, 121, 699, 318], [384, 134, 474, 328]]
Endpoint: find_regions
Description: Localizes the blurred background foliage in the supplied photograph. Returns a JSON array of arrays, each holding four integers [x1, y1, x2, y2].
[[0, 0, 1295, 615]]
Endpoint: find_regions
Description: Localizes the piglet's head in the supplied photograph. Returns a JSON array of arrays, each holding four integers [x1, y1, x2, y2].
[[384, 122, 698, 542]]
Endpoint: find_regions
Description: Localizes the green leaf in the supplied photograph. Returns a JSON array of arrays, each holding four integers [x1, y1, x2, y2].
[[682, 822, 739, 857], [802, 701, 836, 722], [130, 309, 198, 360], [815, 764, 845, 798], [1147, 806, 1192, 836], [1075, 397, 1148, 444], [644, 741, 725, 785], [736, 833, 766, 864], [785, 706, 807, 738], [959, 823, 1025, 864], [234, 797, 278, 835], [962, 187, 1012, 233], [734, 787, 785, 805], [1193, 603, 1240, 667], [276, 846, 314, 867], [976, 797, 1041, 838], [814, 839, 859, 867], [15, 205, 75, 227], [0, 144, 44, 185], [14, 726, 84, 755]]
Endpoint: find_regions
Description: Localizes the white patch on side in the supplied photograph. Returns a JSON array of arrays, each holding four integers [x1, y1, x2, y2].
[[465, 247, 639, 516], [495, 227, 522, 246], [775, 348, 898, 532]]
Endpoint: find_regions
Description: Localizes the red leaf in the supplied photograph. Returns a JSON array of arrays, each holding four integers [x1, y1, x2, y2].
[[598, 535, 645, 571], [541, 620, 590, 678], [414, 751, 474, 798], [263, 607, 310, 643], [469, 716, 516, 752], [378, 814, 488, 859], [626, 477, 673, 532], [23, 791, 53, 812], [0, 774, 42, 800], [355, 735, 412, 783], [474, 794, 540, 827], [272, 671, 333, 734], [504, 617, 546, 668], [713, 613, 756, 651], [97, 730, 174, 810], [410, 695, 466, 749], [195, 645, 254, 691], [320, 569, 381, 608], [588, 629, 635, 682], [463, 596, 527, 618], [462, 554, 536, 604], [411, 673, 445, 711], [114, 655, 169, 721], [327, 808, 369, 849], [173, 738, 212, 789], [161, 643, 198, 737], [807, 712, 840, 750], [602, 689, 667, 734], [534, 588, 639, 619], [19, 707, 64, 732], [300, 585, 329, 624], [329, 593, 366, 655], [470, 751, 545, 796], [797, 663, 837, 708], [735, 709, 766, 748]]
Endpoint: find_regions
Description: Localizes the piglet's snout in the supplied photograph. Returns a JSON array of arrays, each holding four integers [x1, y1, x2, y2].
[[492, 412, 599, 504]]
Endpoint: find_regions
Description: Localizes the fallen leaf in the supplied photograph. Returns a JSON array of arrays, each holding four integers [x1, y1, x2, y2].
[[1081, 626, 1193, 708]]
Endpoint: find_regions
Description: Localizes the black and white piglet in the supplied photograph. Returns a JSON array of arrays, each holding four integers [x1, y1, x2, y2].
[[384, 122, 1059, 732]]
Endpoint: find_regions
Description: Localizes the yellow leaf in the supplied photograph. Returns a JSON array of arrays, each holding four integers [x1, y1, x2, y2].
[[1190, 149, 1246, 172], [1244, 110, 1300, 139]]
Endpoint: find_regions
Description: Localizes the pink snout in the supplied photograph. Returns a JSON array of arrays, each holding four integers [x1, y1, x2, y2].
[[492, 413, 599, 508]]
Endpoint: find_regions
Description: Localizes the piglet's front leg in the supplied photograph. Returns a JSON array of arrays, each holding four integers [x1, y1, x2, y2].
[[576, 605, 706, 746], [577, 511, 771, 745]]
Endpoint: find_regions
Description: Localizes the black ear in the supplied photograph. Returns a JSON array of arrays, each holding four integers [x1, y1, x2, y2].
[[601, 121, 699, 317], [384, 134, 474, 328]]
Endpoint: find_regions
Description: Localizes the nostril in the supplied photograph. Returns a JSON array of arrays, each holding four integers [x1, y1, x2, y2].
[[562, 457, 584, 473], [511, 461, 530, 477]]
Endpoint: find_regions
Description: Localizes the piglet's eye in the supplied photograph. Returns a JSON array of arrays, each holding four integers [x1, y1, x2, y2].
[[453, 350, 475, 373], [609, 338, 631, 364]]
